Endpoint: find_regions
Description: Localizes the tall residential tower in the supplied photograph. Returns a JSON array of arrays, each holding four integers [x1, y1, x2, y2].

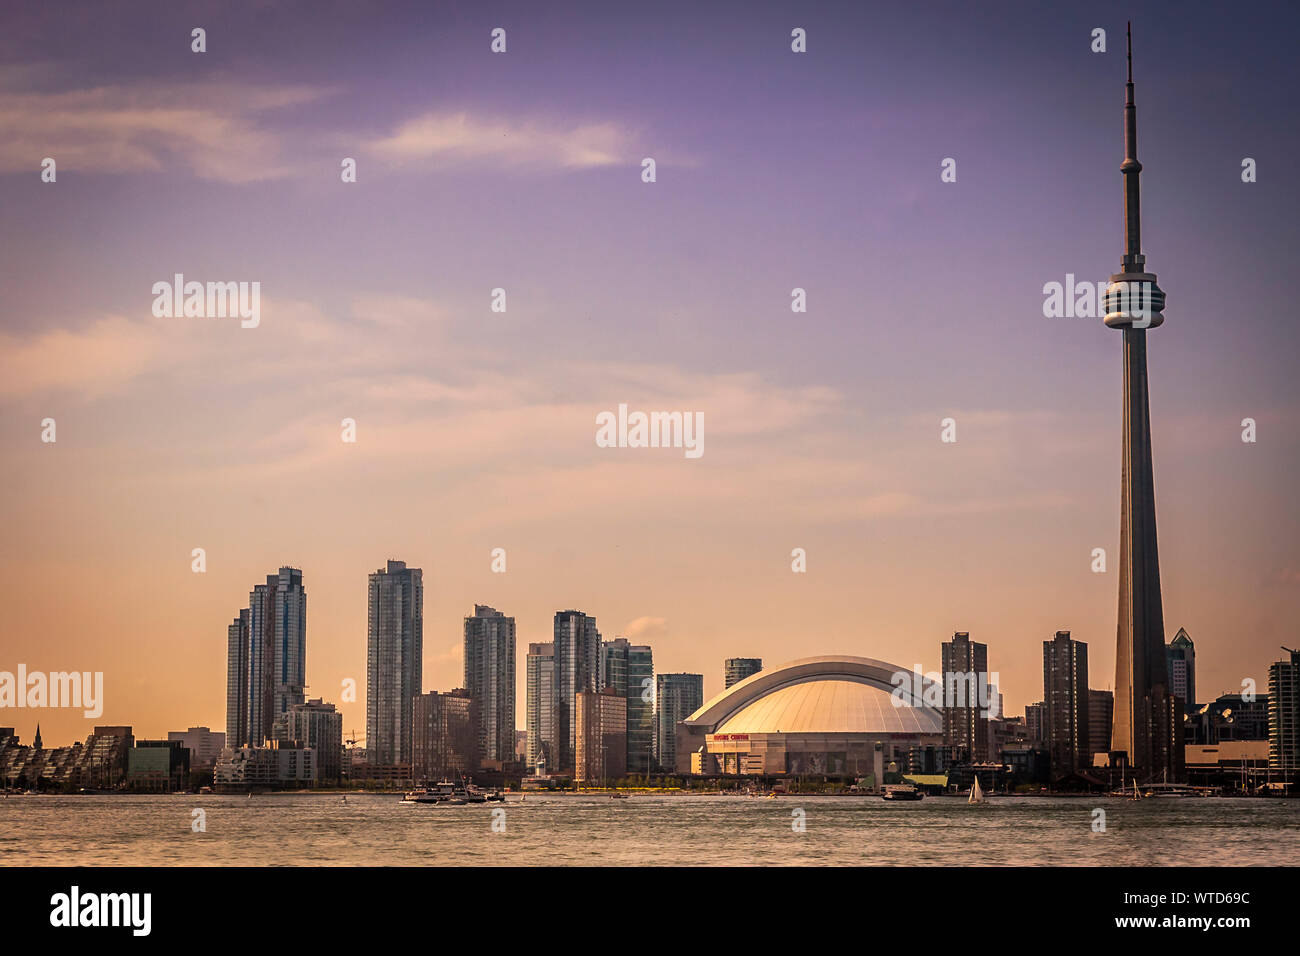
[[525, 642, 555, 773], [551, 610, 601, 774], [1043, 631, 1090, 775], [463, 605, 516, 768], [724, 658, 763, 689], [225, 567, 306, 748], [1166, 628, 1196, 716], [366, 560, 423, 766], [655, 672, 703, 774], [602, 637, 656, 775], [941, 632, 989, 762]]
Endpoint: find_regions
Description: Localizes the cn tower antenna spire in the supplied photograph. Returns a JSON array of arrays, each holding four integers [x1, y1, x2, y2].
[[1127, 21, 1133, 84]]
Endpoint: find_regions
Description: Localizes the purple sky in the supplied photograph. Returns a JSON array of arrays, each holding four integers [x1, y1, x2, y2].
[[1, 0, 1297, 744]]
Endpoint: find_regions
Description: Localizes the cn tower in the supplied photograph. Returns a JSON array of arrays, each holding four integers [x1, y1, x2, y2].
[[1104, 24, 1183, 783]]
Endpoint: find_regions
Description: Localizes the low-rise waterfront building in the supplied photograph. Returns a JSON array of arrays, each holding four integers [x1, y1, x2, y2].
[[1185, 740, 1270, 791], [272, 698, 343, 782], [213, 742, 316, 790], [1188, 693, 1270, 745], [128, 740, 190, 791], [166, 726, 226, 770]]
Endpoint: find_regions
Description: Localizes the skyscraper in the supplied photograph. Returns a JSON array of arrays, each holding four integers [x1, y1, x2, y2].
[[1043, 631, 1090, 775], [602, 637, 656, 776], [1103, 26, 1183, 784], [225, 608, 250, 747], [724, 658, 763, 689], [525, 642, 555, 773], [655, 672, 703, 774], [463, 605, 516, 768], [627, 643, 654, 775], [226, 567, 305, 747], [247, 580, 275, 746], [552, 610, 601, 774], [941, 631, 989, 762], [1267, 648, 1299, 772], [269, 567, 307, 721], [601, 638, 630, 697], [366, 560, 423, 767], [1166, 628, 1196, 716]]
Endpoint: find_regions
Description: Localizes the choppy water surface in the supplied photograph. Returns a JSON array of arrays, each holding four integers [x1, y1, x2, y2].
[[2, 793, 1297, 866]]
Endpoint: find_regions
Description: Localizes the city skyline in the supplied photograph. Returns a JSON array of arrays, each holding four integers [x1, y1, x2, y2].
[[3, 555, 1287, 749], [3, 1, 1298, 751], [3, 1, 1300, 932]]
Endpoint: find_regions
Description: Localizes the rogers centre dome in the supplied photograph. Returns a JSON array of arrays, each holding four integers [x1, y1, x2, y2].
[[675, 656, 943, 777]]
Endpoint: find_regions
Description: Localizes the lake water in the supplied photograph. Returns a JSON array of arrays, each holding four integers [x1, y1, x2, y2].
[[2, 793, 1297, 866]]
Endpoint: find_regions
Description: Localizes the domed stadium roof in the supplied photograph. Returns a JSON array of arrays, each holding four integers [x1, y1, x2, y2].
[[685, 655, 941, 736], [715, 678, 939, 735]]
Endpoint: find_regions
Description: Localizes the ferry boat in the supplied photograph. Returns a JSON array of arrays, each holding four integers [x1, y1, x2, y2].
[[1140, 783, 1214, 798], [402, 778, 500, 805], [881, 784, 924, 801], [402, 782, 455, 804]]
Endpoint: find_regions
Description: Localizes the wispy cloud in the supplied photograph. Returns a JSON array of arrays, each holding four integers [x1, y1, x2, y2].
[[0, 80, 334, 182], [1, 75, 648, 183], [368, 111, 632, 170], [0, 315, 160, 397], [624, 617, 668, 641], [0, 295, 1074, 534]]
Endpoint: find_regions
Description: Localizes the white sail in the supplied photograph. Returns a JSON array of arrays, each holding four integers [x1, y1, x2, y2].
[[969, 776, 985, 804]]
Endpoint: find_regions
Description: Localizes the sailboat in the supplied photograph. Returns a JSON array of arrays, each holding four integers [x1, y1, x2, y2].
[[968, 776, 985, 804]]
